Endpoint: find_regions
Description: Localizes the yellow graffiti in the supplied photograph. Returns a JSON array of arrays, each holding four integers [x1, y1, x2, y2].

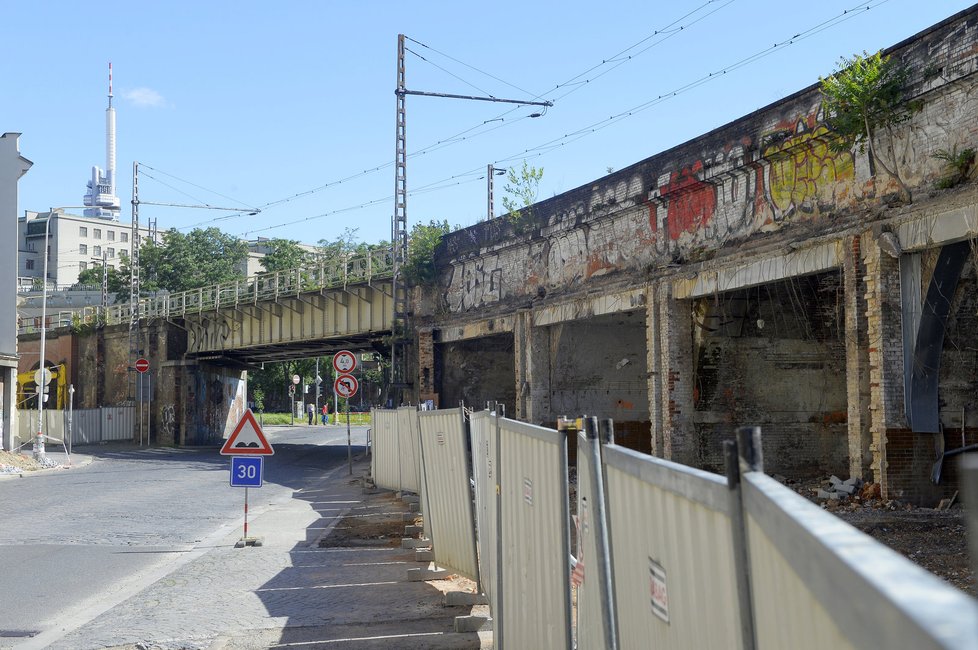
[[764, 122, 854, 215]]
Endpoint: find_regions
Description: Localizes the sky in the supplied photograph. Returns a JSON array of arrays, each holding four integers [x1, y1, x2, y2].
[[4, 0, 975, 251]]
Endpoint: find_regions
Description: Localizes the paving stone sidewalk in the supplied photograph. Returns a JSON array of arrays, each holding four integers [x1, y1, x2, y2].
[[34, 457, 490, 650]]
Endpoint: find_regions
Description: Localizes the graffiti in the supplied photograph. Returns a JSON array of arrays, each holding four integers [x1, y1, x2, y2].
[[186, 316, 234, 353], [649, 160, 717, 241], [762, 115, 854, 219], [449, 257, 504, 310], [161, 404, 175, 438]]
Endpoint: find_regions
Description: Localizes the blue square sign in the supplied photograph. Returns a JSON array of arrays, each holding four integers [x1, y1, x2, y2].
[[230, 456, 263, 488]]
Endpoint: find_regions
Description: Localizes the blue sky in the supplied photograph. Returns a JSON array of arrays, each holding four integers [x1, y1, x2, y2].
[[5, 1, 974, 250]]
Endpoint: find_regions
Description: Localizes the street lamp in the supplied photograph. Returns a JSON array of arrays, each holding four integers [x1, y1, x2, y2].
[[33, 207, 89, 460]]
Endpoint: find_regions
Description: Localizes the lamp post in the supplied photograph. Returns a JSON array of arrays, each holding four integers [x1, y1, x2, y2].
[[34, 207, 89, 460]]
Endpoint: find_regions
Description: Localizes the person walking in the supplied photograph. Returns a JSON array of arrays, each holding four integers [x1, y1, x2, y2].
[[307, 402, 315, 425], [321, 403, 329, 425]]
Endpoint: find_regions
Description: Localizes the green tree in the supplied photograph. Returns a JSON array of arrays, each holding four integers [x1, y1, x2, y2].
[[820, 50, 917, 202], [121, 227, 248, 294], [501, 160, 544, 232], [259, 238, 311, 273], [77, 264, 126, 294], [403, 220, 451, 285]]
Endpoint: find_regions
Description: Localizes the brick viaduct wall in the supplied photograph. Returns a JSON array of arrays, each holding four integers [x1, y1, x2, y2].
[[18, 320, 246, 448], [417, 8, 978, 504]]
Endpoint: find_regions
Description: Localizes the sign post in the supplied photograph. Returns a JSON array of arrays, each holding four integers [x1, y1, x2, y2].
[[334, 367, 360, 475], [222, 409, 274, 547]]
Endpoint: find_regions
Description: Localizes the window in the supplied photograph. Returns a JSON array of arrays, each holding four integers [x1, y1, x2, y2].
[[107, 247, 115, 258], [94, 229, 102, 240], [107, 231, 115, 241], [79, 261, 88, 271], [120, 232, 129, 243], [79, 226, 88, 237], [93, 245, 102, 257], [25, 259, 34, 271], [79, 244, 88, 255]]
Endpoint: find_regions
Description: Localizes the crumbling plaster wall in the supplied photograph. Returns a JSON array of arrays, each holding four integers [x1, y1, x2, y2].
[[435, 10, 978, 321]]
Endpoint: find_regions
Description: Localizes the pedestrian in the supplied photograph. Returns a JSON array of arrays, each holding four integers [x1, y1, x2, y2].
[[307, 402, 314, 425], [321, 403, 328, 425]]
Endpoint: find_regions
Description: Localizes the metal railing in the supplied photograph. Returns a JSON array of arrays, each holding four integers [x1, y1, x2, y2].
[[25, 249, 395, 331]]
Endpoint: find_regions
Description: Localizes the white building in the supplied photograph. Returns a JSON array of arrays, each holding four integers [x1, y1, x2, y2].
[[18, 209, 153, 289], [1, 133, 33, 450]]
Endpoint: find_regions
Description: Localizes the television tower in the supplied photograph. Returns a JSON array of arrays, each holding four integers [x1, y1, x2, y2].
[[83, 63, 121, 220]]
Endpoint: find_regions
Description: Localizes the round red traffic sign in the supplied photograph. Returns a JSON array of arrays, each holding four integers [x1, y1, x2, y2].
[[334, 374, 359, 399], [135, 358, 150, 373], [333, 350, 357, 374]]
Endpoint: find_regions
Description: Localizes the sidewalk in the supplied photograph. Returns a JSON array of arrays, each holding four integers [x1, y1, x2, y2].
[[40, 455, 491, 650]]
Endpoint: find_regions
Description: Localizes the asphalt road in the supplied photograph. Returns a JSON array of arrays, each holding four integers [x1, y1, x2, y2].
[[0, 424, 369, 648]]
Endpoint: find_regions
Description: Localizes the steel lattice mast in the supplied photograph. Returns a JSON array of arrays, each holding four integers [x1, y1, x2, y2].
[[391, 34, 551, 403]]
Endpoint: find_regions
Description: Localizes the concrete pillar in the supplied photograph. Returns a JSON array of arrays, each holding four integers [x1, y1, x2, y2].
[[843, 236, 871, 479], [645, 285, 664, 457], [863, 233, 906, 498], [0, 364, 15, 451], [417, 327, 437, 406], [652, 282, 695, 464], [514, 310, 551, 424]]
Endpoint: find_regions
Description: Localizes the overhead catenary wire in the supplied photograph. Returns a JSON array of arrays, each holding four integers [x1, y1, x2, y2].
[[172, 0, 887, 238]]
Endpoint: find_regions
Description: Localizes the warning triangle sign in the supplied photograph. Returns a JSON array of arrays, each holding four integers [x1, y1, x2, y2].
[[220, 409, 274, 455]]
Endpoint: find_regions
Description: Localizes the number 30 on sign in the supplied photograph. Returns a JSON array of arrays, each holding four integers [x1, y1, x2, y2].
[[230, 456, 263, 488]]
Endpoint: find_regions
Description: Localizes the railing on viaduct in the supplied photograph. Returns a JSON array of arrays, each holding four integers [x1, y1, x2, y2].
[[17, 249, 395, 333]]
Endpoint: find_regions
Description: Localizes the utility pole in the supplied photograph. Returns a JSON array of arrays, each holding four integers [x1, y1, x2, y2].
[[129, 161, 141, 403], [392, 35, 552, 404]]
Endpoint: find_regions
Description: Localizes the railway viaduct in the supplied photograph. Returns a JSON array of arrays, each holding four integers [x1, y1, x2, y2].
[[15, 8, 978, 505], [412, 8, 978, 504]]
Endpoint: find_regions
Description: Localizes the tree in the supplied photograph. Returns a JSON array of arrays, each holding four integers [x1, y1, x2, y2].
[[403, 220, 451, 285], [501, 160, 544, 232], [820, 50, 917, 202], [259, 238, 311, 273], [77, 264, 126, 294], [121, 227, 249, 295]]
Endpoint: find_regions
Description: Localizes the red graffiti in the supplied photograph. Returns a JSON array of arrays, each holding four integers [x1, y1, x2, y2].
[[650, 161, 717, 240]]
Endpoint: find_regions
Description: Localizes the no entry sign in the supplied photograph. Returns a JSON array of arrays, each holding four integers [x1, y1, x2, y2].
[[135, 358, 150, 373]]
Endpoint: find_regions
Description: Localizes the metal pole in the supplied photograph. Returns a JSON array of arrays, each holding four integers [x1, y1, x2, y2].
[[315, 358, 320, 422], [347, 405, 352, 475], [584, 416, 618, 650], [67, 384, 75, 458], [725, 429, 760, 650], [34, 213, 53, 461], [243, 486, 249, 541], [147, 374, 152, 445], [137, 372, 143, 445], [493, 409, 504, 649]]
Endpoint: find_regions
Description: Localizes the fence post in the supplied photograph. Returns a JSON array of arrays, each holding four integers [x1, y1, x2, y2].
[[584, 416, 618, 650], [724, 426, 760, 650], [493, 409, 505, 650], [961, 456, 978, 594]]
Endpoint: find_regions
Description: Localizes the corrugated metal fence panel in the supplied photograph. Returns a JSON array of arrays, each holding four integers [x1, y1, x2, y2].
[[371, 409, 400, 491], [16, 410, 66, 448], [100, 406, 134, 441], [469, 410, 497, 617], [418, 408, 479, 582], [396, 406, 421, 494], [603, 445, 742, 650], [574, 429, 607, 650], [72, 409, 103, 444], [743, 472, 978, 650], [498, 417, 572, 650]]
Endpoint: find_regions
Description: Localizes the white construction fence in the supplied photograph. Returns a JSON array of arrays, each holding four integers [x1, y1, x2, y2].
[[15, 406, 135, 449], [372, 408, 978, 649]]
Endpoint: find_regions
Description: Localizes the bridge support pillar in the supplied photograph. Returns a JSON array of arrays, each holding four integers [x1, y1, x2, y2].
[[843, 236, 872, 481], [515, 310, 551, 424], [647, 282, 695, 464], [0, 362, 15, 451]]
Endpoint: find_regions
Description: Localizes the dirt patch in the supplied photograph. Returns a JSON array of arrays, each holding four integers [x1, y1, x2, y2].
[[788, 477, 975, 596], [319, 490, 421, 548], [0, 450, 45, 473]]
